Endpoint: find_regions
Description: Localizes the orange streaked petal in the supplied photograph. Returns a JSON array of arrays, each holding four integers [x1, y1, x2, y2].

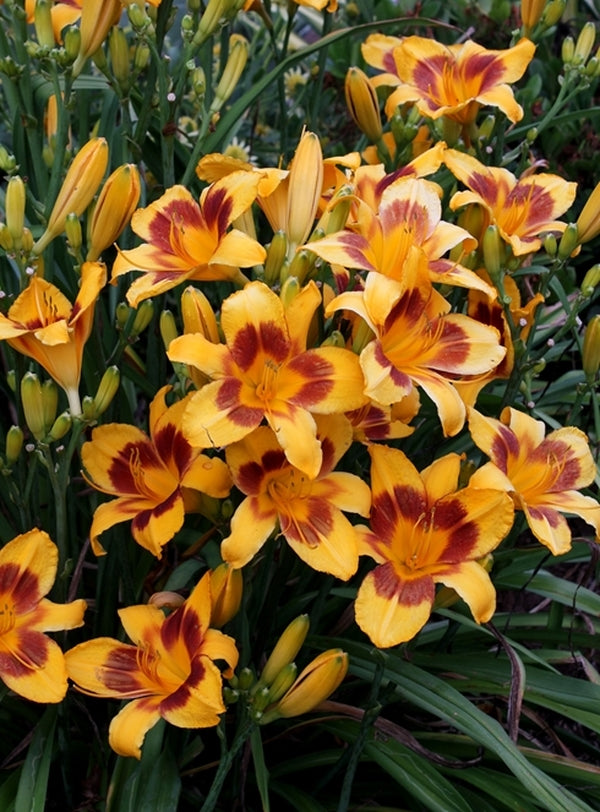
[[284, 502, 360, 580], [109, 696, 162, 759], [221, 495, 277, 568], [160, 655, 225, 729], [1, 632, 69, 703], [436, 560, 496, 623], [0, 529, 58, 609], [182, 380, 264, 449], [27, 597, 86, 632]]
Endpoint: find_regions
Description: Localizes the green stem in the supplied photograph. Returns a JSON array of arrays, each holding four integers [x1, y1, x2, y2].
[[200, 717, 255, 812]]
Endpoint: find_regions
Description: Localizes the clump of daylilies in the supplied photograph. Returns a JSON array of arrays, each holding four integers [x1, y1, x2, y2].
[[1, 0, 600, 795]]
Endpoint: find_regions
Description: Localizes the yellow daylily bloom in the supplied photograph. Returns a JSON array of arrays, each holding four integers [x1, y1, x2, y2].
[[382, 36, 536, 129], [468, 407, 600, 555], [81, 386, 232, 557], [221, 415, 371, 580], [0, 261, 106, 415], [111, 174, 266, 306], [167, 280, 368, 478], [326, 267, 505, 436], [0, 529, 86, 703], [445, 149, 577, 256], [65, 572, 238, 759], [355, 445, 514, 648]]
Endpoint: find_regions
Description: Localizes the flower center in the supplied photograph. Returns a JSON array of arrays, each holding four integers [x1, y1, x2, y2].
[[0, 599, 16, 636], [267, 468, 313, 508], [255, 359, 280, 403]]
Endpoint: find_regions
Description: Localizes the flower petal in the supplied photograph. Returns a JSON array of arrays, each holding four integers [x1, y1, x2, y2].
[[109, 696, 162, 759]]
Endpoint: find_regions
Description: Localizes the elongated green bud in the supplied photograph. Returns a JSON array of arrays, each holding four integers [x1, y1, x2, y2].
[[557, 222, 578, 259], [583, 314, 600, 381], [5, 425, 24, 465], [21, 372, 47, 442], [6, 176, 26, 248], [266, 663, 298, 704], [48, 411, 72, 442], [93, 366, 120, 417], [259, 615, 309, 687], [209, 34, 249, 115]]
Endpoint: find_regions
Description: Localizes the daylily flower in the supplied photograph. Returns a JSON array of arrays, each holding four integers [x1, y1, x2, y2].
[[111, 173, 266, 307], [380, 36, 536, 129], [444, 149, 578, 256], [354, 444, 514, 648], [81, 386, 232, 557], [326, 267, 505, 436], [0, 529, 86, 703], [65, 572, 238, 759], [468, 407, 600, 555], [309, 175, 492, 296], [346, 389, 420, 443], [167, 280, 368, 478], [221, 415, 371, 580], [0, 261, 106, 415]]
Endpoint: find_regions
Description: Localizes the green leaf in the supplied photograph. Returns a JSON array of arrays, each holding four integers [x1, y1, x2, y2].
[[250, 726, 270, 812], [14, 707, 57, 812]]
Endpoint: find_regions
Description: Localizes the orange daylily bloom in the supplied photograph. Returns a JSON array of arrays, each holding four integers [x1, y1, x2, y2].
[[0, 261, 106, 415], [355, 445, 514, 648], [326, 267, 505, 436], [468, 407, 600, 555], [111, 173, 266, 306], [346, 390, 420, 443], [167, 280, 368, 478], [380, 36, 536, 127], [221, 415, 371, 580], [309, 174, 493, 296], [0, 529, 86, 703], [445, 149, 577, 256], [65, 572, 238, 759], [81, 386, 232, 557]]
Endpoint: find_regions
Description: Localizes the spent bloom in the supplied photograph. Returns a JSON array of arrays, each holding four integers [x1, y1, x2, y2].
[[468, 407, 600, 555], [221, 416, 371, 580], [0, 529, 86, 703], [81, 386, 232, 557], [65, 572, 238, 759], [0, 261, 106, 415], [354, 445, 514, 648]]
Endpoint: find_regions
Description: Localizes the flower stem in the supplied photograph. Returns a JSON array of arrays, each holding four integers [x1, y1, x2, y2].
[[200, 716, 255, 812]]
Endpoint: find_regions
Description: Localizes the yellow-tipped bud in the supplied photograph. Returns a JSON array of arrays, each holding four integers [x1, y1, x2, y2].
[[109, 26, 130, 92], [209, 34, 249, 115], [266, 663, 298, 704], [48, 411, 72, 442], [181, 287, 220, 342], [33, 138, 109, 255], [542, 0, 565, 27], [72, 0, 122, 78], [131, 300, 154, 338], [581, 263, 600, 297], [542, 232, 557, 256], [87, 163, 141, 261], [92, 365, 120, 418], [557, 222, 579, 259], [63, 26, 81, 62], [116, 301, 132, 330], [133, 42, 151, 73], [6, 176, 26, 249], [21, 372, 47, 442], [262, 649, 348, 722], [320, 329, 346, 348], [562, 35, 575, 64], [287, 249, 312, 285], [259, 615, 310, 687], [160, 310, 179, 351], [279, 275, 301, 310], [41, 379, 59, 430], [127, 2, 151, 31], [583, 314, 600, 381], [482, 224, 504, 281], [286, 131, 323, 249], [345, 67, 382, 143], [520, 0, 546, 33], [194, 0, 227, 45], [321, 187, 352, 235], [5, 425, 24, 466], [574, 22, 596, 65], [576, 181, 600, 244], [264, 231, 288, 285], [34, 0, 55, 49], [65, 212, 83, 254], [0, 224, 13, 252], [210, 563, 243, 628]]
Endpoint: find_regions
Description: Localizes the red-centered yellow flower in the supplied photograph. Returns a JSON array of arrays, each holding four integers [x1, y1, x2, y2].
[[354, 445, 514, 648], [111, 173, 266, 307], [221, 415, 371, 580], [81, 386, 232, 557], [167, 280, 368, 478], [326, 267, 505, 436], [0, 261, 105, 415], [468, 407, 600, 555], [346, 389, 420, 443], [381, 36, 536, 126], [309, 175, 492, 296], [445, 149, 577, 256], [65, 572, 238, 759], [361, 33, 404, 87], [0, 529, 86, 703]]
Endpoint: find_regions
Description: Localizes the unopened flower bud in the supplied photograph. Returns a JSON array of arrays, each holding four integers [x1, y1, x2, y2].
[[581, 263, 600, 296], [21, 372, 47, 442], [148, 591, 185, 610], [193, 0, 226, 44], [279, 275, 301, 310], [109, 27, 130, 92], [48, 411, 72, 442], [116, 301, 132, 330], [542, 0, 565, 27], [542, 232, 557, 256], [210, 563, 243, 628], [557, 222, 579, 259], [0, 224, 13, 252], [520, 0, 546, 33], [262, 649, 348, 722], [33, 138, 109, 254], [72, 0, 122, 77], [321, 187, 352, 235], [287, 131, 323, 249], [63, 26, 81, 61], [6, 176, 26, 249], [131, 300, 154, 337], [190, 66, 206, 102], [478, 114, 496, 141], [287, 249, 312, 285], [181, 287, 219, 341], [92, 365, 120, 417], [320, 329, 346, 348], [34, 0, 55, 49], [562, 35, 575, 64], [133, 42, 150, 73], [127, 2, 151, 30], [264, 230, 288, 284], [87, 163, 141, 261], [209, 34, 249, 115], [65, 212, 82, 253], [160, 309, 179, 350], [259, 615, 310, 687], [482, 224, 504, 281], [266, 662, 298, 704], [5, 425, 24, 466], [583, 315, 600, 380], [238, 666, 255, 692], [573, 22, 596, 65], [576, 181, 600, 244], [0, 146, 17, 173], [41, 378, 59, 429], [345, 67, 382, 143]]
